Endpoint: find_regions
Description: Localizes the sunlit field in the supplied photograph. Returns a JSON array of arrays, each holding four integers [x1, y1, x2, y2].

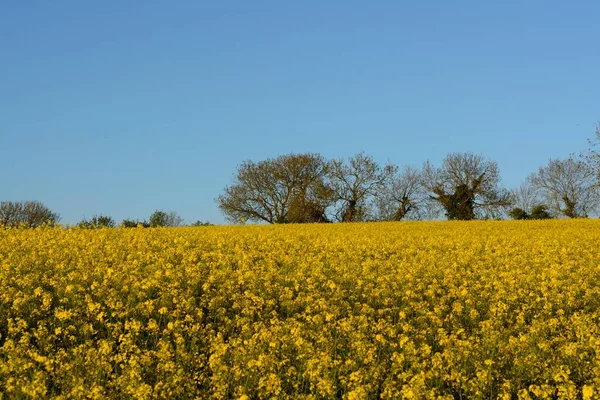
[[1, 221, 600, 399]]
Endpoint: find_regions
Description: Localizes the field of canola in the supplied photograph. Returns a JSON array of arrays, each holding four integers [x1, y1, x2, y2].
[[1, 220, 600, 399]]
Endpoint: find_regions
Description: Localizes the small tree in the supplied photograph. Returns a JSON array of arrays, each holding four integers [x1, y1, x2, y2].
[[149, 210, 183, 227], [165, 210, 184, 227], [78, 214, 116, 228], [149, 210, 168, 227], [0, 201, 60, 228], [190, 220, 213, 226]]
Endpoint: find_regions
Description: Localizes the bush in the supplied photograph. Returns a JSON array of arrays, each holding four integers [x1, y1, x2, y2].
[[508, 205, 553, 220], [149, 210, 183, 227], [191, 220, 213, 226], [530, 205, 553, 220], [78, 215, 116, 229], [508, 207, 529, 220], [121, 219, 150, 228]]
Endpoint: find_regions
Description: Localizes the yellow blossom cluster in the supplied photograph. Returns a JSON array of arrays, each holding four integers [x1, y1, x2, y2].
[[1, 220, 600, 398]]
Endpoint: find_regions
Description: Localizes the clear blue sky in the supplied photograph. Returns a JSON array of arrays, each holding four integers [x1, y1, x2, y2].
[[2, 1, 599, 225]]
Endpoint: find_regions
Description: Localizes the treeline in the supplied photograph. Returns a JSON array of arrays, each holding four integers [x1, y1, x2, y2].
[[0, 201, 60, 228], [0, 204, 212, 229], [218, 125, 600, 223], [3, 125, 599, 227]]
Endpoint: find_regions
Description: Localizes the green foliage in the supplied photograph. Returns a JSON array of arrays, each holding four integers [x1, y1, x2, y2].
[[121, 219, 150, 228], [530, 205, 552, 220], [509, 207, 530, 220], [435, 183, 476, 220], [191, 220, 213, 226], [509, 205, 553, 220], [149, 210, 183, 227], [149, 210, 169, 227], [425, 153, 511, 221], [78, 215, 116, 229]]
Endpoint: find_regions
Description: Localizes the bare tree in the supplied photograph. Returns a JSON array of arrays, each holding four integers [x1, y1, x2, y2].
[[530, 156, 599, 218], [0, 201, 22, 226], [507, 178, 553, 219], [376, 166, 427, 221], [166, 211, 184, 227], [510, 178, 542, 212], [218, 153, 333, 224], [329, 152, 394, 222], [424, 152, 511, 220], [0, 201, 60, 227]]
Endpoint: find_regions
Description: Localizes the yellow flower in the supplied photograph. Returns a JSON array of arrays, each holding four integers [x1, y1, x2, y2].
[[583, 386, 594, 400], [0, 220, 599, 398]]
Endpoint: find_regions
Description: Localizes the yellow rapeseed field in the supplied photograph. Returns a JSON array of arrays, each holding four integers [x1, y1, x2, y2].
[[1, 220, 600, 399]]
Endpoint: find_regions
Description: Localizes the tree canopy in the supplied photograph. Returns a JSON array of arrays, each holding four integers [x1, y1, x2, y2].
[[218, 153, 333, 224], [424, 153, 511, 220]]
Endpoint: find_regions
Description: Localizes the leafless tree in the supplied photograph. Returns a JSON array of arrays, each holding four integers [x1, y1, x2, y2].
[[165, 211, 184, 227], [376, 166, 428, 221], [218, 153, 333, 224], [424, 152, 511, 220], [530, 156, 599, 218], [0, 201, 22, 226], [510, 178, 542, 212], [0, 201, 60, 227], [329, 152, 394, 222]]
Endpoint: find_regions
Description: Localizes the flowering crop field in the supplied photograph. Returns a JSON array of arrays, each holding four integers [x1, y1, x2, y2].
[[1, 221, 600, 399]]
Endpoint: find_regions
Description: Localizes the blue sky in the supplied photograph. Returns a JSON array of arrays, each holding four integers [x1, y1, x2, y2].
[[2, 1, 599, 225]]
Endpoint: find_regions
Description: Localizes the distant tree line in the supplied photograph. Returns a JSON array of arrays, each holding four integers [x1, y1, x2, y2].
[[218, 124, 600, 223], [92, 210, 212, 228], [3, 124, 599, 227], [0, 204, 212, 229]]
